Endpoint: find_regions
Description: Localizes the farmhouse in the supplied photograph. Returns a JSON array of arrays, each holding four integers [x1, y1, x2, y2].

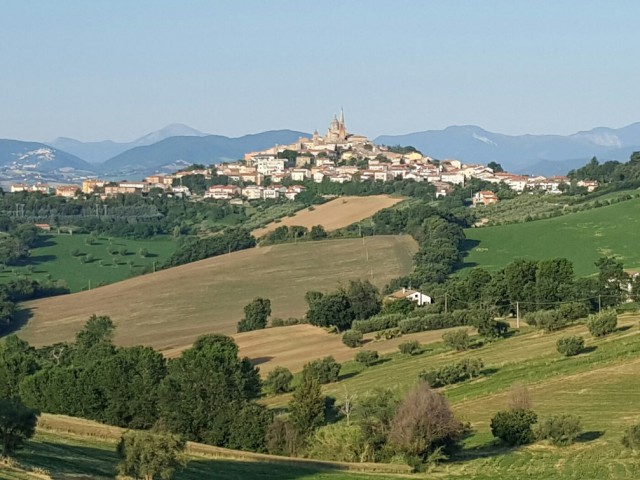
[[387, 287, 432, 306], [473, 190, 499, 206]]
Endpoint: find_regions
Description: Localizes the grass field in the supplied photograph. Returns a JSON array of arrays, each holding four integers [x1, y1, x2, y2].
[[463, 195, 640, 276], [251, 196, 404, 239], [16, 235, 417, 353], [0, 233, 176, 292]]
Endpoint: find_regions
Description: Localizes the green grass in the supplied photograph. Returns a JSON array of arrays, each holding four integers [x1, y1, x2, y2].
[[463, 195, 640, 276], [0, 233, 176, 292], [6, 432, 398, 480]]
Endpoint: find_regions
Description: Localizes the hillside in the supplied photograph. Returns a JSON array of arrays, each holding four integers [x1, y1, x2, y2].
[[99, 129, 309, 178], [252, 195, 404, 238], [462, 195, 640, 276], [16, 235, 417, 352], [0, 139, 94, 173]]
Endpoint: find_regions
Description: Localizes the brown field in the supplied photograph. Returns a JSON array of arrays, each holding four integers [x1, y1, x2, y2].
[[251, 195, 404, 238], [17, 235, 417, 354]]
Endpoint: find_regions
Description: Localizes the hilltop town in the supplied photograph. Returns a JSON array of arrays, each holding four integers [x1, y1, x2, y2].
[[9, 112, 598, 205]]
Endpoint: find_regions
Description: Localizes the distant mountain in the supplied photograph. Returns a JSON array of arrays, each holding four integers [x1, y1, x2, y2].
[[48, 123, 209, 164], [375, 123, 640, 175], [99, 130, 309, 178]]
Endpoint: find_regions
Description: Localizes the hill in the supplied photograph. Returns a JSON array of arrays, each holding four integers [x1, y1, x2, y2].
[[16, 235, 417, 352], [375, 123, 640, 175], [49, 123, 209, 164], [98, 129, 309, 178], [462, 195, 640, 276], [252, 195, 404, 238], [0, 139, 94, 173]]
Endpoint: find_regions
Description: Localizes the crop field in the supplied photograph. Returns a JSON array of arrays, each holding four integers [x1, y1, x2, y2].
[[224, 324, 476, 376], [0, 233, 176, 292], [16, 235, 417, 353], [463, 195, 640, 276], [251, 195, 404, 238]]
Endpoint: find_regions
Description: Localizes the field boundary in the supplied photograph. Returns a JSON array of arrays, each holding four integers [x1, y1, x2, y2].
[[37, 414, 413, 475]]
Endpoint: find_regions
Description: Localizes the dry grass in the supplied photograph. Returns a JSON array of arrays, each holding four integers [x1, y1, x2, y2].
[[17, 235, 417, 354], [251, 195, 404, 238]]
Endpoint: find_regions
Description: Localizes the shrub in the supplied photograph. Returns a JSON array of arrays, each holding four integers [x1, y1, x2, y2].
[[442, 329, 471, 351], [535, 414, 582, 446], [352, 314, 403, 333], [271, 317, 300, 327], [355, 350, 379, 367], [342, 330, 363, 348], [526, 310, 568, 332], [586, 310, 618, 337], [398, 340, 420, 355], [476, 318, 510, 340], [556, 335, 584, 356], [419, 358, 484, 388], [264, 366, 294, 395], [302, 356, 341, 384], [374, 328, 401, 340], [557, 302, 589, 322], [621, 423, 640, 450], [490, 409, 538, 446]]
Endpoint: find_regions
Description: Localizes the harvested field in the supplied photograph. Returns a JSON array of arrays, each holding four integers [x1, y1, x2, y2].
[[17, 235, 417, 353], [251, 195, 404, 238]]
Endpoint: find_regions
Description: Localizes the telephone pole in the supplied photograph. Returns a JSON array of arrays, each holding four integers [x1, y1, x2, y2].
[[444, 292, 448, 314], [516, 301, 520, 328]]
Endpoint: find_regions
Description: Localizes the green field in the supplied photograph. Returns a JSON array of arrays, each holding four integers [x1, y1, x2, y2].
[[463, 195, 640, 276], [1, 233, 176, 292]]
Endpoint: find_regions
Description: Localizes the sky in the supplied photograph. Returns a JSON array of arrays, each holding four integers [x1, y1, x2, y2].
[[1, 0, 640, 142]]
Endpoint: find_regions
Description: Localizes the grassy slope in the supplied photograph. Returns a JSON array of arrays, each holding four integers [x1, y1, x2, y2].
[[16, 235, 417, 352], [0, 233, 176, 292], [463, 195, 640, 276]]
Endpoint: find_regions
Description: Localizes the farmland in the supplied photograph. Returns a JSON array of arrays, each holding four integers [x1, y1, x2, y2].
[[16, 235, 417, 352], [0, 233, 176, 292], [463, 195, 640, 276], [251, 195, 404, 238]]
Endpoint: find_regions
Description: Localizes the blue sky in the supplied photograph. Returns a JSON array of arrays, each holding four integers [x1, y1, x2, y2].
[[1, 0, 639, 141]]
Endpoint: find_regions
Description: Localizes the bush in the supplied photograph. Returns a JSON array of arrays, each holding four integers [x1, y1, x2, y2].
[[264, 366, 294, 395], [270, 317, 301, 327], [398, 340, 420, 355], [374, 328, 401, 340], [525, 310, 568, 332], [586, 310, 617, 337], [535, 414, 582, 446], [557, 302, 589, 322], [355, 350, 379, 367], [419, 358, 484, 388], [302, 356, 341, 384], [490, 409, 538, 446], [352, 314, 404, 333], [342, 330, 363, 348], [442, 329, 471, 351], [621, 423, 640, 450], [556, 335, 584, 356], [397, 310, 472, 334]]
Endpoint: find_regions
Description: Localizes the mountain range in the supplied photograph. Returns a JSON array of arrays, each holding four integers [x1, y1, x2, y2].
[[374, 123, 640, 175], [1, 122, 639, 184]]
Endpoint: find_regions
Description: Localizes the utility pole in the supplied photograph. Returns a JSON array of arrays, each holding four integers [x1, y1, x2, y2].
[[516, 301, 520, 328], [444, 292, 448, 314], [598, 295, 601, 312]]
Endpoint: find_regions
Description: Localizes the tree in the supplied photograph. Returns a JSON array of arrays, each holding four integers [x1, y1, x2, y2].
[[264, 366, 293, 395], [302, 356, 341, 384], [355, 350, 379, 367], [389, 381, 464, 460], [74, 314, 115, 362], [342, 330, 363, 348], [158, 334, 263, 449], [0, 335, 39, 399], [0, 397, 39, 456], [117, 430, 186, 480], [535, 414, 582, 446], [586, 310, 617, 337], [306, 292, 355, 331], [442, 329, 471, 351], [556, 336, 584, 357], [346, 280, 381, 320], [0, 235, 29, 266], [398, 340, 420, 355], [490, 409, 538, 446], [488, 161, 504, 173], [309, 225, 327, 240], [289, 376, 325, 438], [237, 298, 271, 333]]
